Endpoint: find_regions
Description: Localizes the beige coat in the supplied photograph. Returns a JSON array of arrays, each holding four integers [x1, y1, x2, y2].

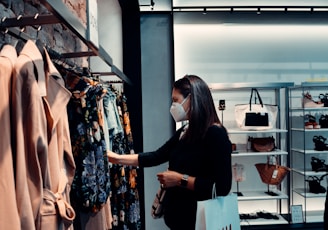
[[12, 40, 76, 230], [0, 45, 21, 230]]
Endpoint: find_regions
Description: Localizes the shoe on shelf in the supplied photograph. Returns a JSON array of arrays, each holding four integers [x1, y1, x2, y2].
[[303, 92, 324, 108], [319, 114, 328, 128], [313, 135, 328, 151], [305, 114, 321, 129], [311, 156, 328, 172], [256, 211, 279, 220], [306, 176, 326, 194], [305, 122, 314, 129], [239, 213, 258, 220], [319, 93, 328, 107], [314, 124, 321, 129]]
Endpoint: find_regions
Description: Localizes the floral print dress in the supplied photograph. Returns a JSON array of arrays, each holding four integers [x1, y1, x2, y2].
[[108, 90, 141, 230], [67, 78, 111, 213]]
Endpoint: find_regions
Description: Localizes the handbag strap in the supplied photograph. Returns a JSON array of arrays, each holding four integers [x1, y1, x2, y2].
[[212, 183, 217, 198], [319, 173, 328, 181], [266, 155, 278, 168], [249, 88, 264, 110]]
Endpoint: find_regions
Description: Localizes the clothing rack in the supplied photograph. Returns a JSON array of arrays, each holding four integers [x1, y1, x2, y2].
[[0, 24, 84, 73], [0, 25, 123, 82], [0, 2, 131, 85], [0, 14, 95, 60]]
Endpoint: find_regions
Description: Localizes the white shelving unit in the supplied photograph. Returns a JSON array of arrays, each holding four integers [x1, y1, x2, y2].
[[210, 82, 293, 226], [289, 82, 328, 223]]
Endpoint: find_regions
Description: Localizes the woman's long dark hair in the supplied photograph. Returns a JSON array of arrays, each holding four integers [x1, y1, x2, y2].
[[173, 74, 221, 143]]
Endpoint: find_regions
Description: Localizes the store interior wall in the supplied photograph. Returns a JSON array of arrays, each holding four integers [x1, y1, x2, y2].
[[140, 13, 174, 230], [173, 16, 328, 85]]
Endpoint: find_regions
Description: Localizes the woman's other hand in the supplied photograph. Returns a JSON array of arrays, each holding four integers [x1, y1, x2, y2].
[[157, 170, 182, 188]]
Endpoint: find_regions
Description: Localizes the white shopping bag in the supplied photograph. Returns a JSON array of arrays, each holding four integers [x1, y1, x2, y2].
[[195, 187, 240, 230]]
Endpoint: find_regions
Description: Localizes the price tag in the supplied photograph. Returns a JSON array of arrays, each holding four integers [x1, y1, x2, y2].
[[291, 205, 303, 223], [272, 169, 278, 179]]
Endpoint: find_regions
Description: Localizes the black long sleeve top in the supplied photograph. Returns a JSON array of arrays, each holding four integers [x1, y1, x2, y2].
[[138, 125, 232, 229]]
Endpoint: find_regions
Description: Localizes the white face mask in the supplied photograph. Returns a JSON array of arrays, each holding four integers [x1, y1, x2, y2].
[[170, 95, 189, 122]]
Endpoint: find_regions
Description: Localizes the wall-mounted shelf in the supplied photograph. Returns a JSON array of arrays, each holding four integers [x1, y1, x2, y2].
[[209, 82, 294, 91], [232, 150, 288, 157], [0, 0, 131, 85], [41, 0, 131, 84], [228, 128, 288, 134]]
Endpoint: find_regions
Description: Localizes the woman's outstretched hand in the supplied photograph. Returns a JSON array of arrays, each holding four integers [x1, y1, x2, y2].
[[107, 150, 139, 166], [107, 150, 120, 164]]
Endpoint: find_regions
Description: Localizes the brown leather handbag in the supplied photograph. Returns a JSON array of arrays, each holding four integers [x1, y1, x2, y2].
[[255, 157, 290, 185], [250, 136, 275, 152]]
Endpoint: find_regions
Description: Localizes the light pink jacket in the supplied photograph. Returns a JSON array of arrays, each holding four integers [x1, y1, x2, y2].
[[0, 45, 21, 230], [12, 40, 76, 230]]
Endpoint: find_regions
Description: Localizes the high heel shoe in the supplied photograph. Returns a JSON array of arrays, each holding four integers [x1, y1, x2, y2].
[[313, 135, 328, 151], [311, 156, 328, 171], [319, 93, 328, 107], [319, 114, 328, 128], [306, 176, 326, 194], [303, 92, 324, 108]]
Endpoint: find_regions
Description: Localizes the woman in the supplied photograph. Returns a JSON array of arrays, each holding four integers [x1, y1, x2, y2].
[[107, 75, 232, 229]]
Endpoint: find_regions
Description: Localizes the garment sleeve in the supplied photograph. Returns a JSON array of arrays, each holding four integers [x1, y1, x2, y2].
[[194, 126, 232, 200], [12, 55, 45, 228], [138, 128, 183, 167]]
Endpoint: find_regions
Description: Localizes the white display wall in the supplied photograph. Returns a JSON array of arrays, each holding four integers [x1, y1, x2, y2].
[[174, 20, 328, 85]]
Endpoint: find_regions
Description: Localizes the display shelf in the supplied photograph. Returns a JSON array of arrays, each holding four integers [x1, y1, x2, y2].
[[209, 82, 294, 91], [232, 149, 288, 157], [291, 148, 328, 155], [291, 128, 328, 132], [228, 128, 288, 134], [240, 214, 289, 226], [293, 188, 326, 198], [292, 169, 328, 177], [301, 82, 328, 87], [290, 107, 328, 112], [211, 82, 292, 227], [289, 83, 328, 224], [236, 190, 289, 201]]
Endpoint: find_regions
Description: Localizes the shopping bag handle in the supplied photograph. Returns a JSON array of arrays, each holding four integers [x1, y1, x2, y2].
[[212, 183, 217, 198], [249, 88, 264, 110]]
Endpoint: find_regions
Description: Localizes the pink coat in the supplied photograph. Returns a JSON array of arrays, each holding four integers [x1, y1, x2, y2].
[[0, 45, 21, 230], [12, 40, 76, 230]]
